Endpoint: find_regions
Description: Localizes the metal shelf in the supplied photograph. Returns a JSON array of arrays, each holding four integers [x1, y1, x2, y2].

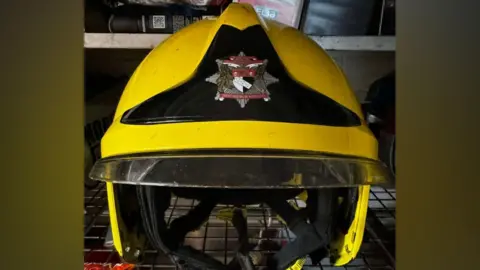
[[84, 33, 395, 51], [84, 184, 396, 269]]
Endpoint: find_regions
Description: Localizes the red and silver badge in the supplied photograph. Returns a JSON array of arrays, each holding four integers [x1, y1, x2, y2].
[[206, 52, 279, 108]]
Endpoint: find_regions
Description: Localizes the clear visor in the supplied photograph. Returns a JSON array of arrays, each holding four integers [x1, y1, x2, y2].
[[89, 151, 393, 189]]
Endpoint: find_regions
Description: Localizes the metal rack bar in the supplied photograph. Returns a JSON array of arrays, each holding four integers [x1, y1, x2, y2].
[[84, 33, 395, 51], [367, 187, 396, 264]]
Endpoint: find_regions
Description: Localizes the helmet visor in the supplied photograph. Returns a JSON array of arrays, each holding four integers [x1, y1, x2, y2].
[[89, 150, 392, 188]]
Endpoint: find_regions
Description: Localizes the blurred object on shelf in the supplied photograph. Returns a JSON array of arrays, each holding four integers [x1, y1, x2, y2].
[[108, 4, 225, 33], [87, 0, 396, 36], [85, 0, 113, 32], [103, 0, 228, 7], [86, 0, 229, 33], [233, 0, 305, 28], [300, 0, 376, 36]]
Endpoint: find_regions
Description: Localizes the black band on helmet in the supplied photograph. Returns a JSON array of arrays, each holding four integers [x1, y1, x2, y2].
[[121, 25, 361, 127]]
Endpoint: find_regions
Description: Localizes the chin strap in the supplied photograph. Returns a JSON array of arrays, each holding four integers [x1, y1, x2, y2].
[[264, 189, 334, 269], [136, 187, 333, 270]]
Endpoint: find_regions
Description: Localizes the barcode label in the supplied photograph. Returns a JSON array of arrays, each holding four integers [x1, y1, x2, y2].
[[152, 15, 166, 29]]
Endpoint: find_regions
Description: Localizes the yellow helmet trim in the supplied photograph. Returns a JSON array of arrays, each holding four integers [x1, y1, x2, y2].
[[332, 186, 371, 265], [106, 182, 123, 257], [101, 121, 377, 160]]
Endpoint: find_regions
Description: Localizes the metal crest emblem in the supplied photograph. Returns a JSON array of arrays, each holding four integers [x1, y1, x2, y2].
[[205, 52, 279, 108]]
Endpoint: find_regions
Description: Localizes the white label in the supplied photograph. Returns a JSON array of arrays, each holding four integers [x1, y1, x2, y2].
[[152, 15, 166, 29], [201, 16, 217, 20], [254, 5, 278, 19], [233, 77, 252, 91]]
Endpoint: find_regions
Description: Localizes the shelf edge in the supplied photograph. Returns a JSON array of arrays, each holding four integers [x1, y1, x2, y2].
[[84, 33, 395, 51]]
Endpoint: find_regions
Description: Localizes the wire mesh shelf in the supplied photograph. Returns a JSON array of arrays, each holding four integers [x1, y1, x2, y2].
[[84, 184, 395, 270]]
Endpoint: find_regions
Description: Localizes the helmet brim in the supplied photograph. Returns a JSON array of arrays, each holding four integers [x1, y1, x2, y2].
[[89, 150, 392, 188]]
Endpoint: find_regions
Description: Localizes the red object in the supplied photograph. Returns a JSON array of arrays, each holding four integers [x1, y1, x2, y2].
[[224, 55, 264, 77], [220, 93, 268, 99], [224, 55, 263, 66], [232, 69, 256, 77], [85, 250, 117, 260], [84, 263, 135, 270], [84, 250, 123, 264]]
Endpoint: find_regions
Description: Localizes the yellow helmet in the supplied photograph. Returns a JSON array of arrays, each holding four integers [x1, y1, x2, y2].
[[90, 3, 391, 269]]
